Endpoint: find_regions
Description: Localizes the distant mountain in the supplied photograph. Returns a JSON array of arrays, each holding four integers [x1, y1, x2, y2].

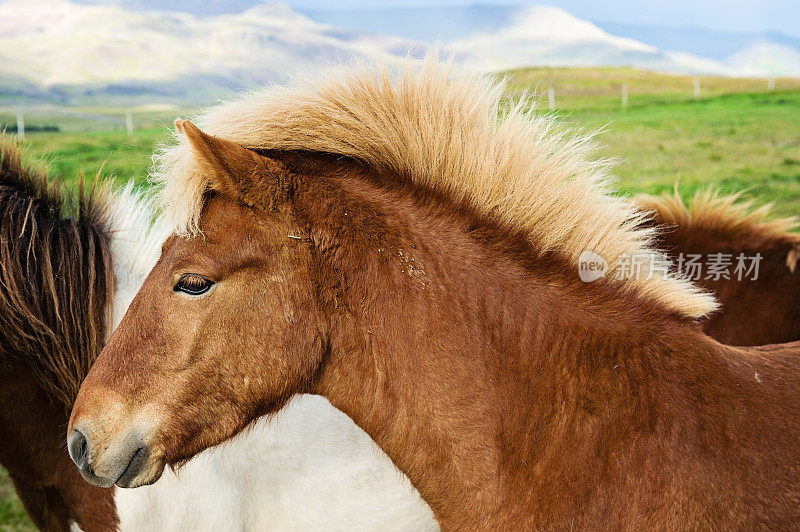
[[596, 22, 800, 62], [305, 4, 800, 78], [444, 6, 731, 74], [2, 0, 799, 105], [726, 42, 800, 77], [597, 22, 800, 76], [0, 0, 424, 102], [32, 1, 800, 79], [305, 4, 730, 75]]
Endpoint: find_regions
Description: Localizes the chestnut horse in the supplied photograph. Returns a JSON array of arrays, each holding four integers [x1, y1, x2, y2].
[[638, 190, 800, 346], [70, 62, 800, 529], [0, 137, 434, 530], [7, 141, 793, 530]]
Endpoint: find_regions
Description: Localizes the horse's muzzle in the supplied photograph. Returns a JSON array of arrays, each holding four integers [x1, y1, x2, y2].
[[67, 422, 162, 488]]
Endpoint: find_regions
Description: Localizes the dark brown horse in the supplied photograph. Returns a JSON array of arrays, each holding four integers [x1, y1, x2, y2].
[[639, 190, 800, 345], [69, 62, 800, 529], [0, 136, 118, 530]]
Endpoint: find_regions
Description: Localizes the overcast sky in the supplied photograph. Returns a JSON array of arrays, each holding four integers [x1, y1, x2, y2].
[[290, 1, 800, 38]]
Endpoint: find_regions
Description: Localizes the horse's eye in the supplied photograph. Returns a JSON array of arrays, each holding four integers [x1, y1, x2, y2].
[[174, 274, 214, 296]]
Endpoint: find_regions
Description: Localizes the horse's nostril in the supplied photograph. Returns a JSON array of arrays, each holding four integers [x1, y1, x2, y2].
[[67, 429, 89, 469]]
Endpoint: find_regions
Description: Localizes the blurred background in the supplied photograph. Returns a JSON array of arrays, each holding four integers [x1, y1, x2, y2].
[[1, 0, 799, 527]]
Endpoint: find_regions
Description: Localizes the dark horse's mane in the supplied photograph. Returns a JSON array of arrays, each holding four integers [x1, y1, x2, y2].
[[0, 135, 114, 408]]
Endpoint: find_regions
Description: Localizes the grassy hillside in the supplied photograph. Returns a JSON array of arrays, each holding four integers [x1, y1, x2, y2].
[[1, 66, 799, 528], [502, 65, 800, 110], [576, 90, 800, 216], [20, 128, 165, 188], [9, 70, 800, 216]]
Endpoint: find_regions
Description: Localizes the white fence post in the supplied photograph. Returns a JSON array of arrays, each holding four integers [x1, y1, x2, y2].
[[768, 77, 775, 91], [548, 86, 555, 111], [621, 82, 628, 109], [16, 111, 24, 139], [693, 77, 701, 100], [125, 110, 134, 136]]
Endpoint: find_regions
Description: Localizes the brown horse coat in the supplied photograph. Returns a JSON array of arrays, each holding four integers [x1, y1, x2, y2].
[[70, 61, 800, 530], [640, 190, 800, 345]]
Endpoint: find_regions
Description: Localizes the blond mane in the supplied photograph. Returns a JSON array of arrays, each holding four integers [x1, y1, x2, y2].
[[637, 188, 800, 245], [152, 57, 716, 318]]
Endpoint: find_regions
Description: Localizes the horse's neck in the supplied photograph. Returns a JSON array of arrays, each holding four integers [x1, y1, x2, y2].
[[319, 272, 766, 526], [304, 172, 739, 527]]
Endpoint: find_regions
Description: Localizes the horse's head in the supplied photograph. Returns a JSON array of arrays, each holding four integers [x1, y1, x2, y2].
[[68, 122, 327, 488]]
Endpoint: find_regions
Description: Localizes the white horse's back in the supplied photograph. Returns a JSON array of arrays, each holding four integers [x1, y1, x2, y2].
[[115, 396, 436, 531]]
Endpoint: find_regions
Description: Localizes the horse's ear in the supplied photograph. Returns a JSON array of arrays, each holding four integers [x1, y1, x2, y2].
[[175, 119, 288, 210]]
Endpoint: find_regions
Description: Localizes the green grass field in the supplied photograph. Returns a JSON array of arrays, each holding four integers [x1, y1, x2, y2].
[[502, 67, 800, 216], [578, 90, 800, 217], [0, 469, 32, 531], [1, 67, 799, 528]]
